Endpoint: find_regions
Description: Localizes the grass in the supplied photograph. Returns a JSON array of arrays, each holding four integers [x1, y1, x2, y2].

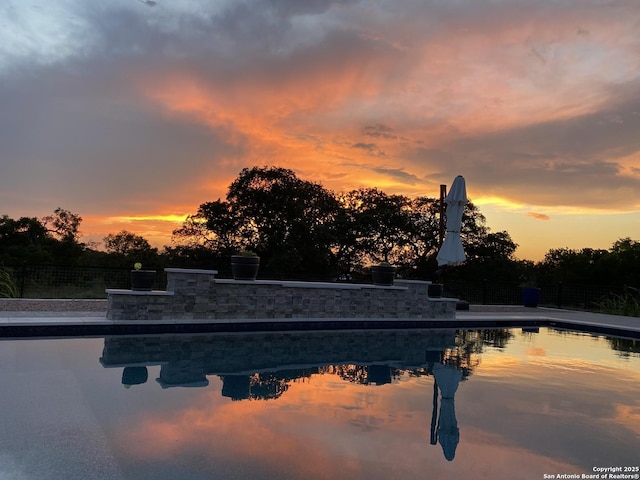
[[20, 277, 119, 299], [598, 286, 640, 317], [0, 269, 19, 298]]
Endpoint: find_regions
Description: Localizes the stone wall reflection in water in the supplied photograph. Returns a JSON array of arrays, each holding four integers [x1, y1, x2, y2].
[[100, 328, 468, 460], [98, 327, 640, 468]]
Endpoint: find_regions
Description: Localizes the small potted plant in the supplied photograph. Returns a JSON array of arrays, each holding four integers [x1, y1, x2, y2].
[[371, 261, 396, 286], [130, 262, 156, 291], [231, 250, 260, 280]]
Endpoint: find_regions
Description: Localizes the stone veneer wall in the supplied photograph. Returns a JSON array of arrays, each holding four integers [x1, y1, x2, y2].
[[106, 268, 456, 321]]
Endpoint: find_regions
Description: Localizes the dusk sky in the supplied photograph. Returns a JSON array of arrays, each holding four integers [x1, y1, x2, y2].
[[2, 0, 639, 261]]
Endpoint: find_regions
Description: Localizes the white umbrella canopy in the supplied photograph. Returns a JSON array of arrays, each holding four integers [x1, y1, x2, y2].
[[436, 175, 468, 267]]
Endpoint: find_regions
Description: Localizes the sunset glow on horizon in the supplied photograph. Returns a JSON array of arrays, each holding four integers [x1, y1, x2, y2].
[[2, 0, 639, 261]]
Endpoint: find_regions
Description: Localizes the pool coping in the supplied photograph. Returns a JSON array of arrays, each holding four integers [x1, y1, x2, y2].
[[0, 306, 638, 339]]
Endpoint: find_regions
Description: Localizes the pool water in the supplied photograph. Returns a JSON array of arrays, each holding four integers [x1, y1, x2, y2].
[[0, 327, 638, 480]]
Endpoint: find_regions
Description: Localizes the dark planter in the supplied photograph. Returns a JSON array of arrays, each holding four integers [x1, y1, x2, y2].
[[428, 283, 443, 298], [367, 364, 392, 386], [130, 270, 156, 291], [371, 265, 396, 286], [221, 375, 251, 400], [522, 287, 541, 308], [122, 366, 148, 386], [231, 255, 260, 280], [456, 300, 470, 310]]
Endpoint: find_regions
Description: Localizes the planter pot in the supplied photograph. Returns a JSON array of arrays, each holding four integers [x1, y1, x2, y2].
[[367, 364, 392, 385], [231, 255, 260, 280], [122, 366, 148, 386], [522, 287, 541, 308], [371, 265, 396, 286], [221, 375, 251, 401], [130, 270, 156, 291], [428, 283, 443, 298]]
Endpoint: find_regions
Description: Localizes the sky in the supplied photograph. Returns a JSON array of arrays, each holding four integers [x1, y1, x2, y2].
[[1, 0, 639, 262]]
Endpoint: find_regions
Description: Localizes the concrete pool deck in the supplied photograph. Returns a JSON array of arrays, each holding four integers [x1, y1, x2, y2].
[[0, 301, 638, 338]]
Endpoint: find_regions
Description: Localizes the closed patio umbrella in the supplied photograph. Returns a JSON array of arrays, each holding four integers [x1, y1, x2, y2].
[[436, 175, 467, 267]]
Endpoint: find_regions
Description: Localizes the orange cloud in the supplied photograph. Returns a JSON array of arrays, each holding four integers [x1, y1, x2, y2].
[[614, 404, 640, 436], [138, 68, 439, 199], [112, 370, 606, 478], [115, 376, 424, 478], [527, 212, 551, 221], [525, 347, 547, 357], [9, 0, 635, 260]]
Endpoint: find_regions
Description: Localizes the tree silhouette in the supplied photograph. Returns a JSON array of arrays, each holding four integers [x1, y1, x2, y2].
[[174, 166, 340, 277], [103, 230, 159, 268], [173, 166, 521, 280], [41, 208, 82, 243]]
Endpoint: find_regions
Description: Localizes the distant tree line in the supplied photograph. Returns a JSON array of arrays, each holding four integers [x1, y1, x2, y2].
[[1, 166, 639, 288], [0, 208, 162, 271]]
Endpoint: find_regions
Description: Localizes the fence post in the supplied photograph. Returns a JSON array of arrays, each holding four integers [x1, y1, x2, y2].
[[19, 262, 27, 298], [557, 282, 563, 309], [482, 279, 488, 305]]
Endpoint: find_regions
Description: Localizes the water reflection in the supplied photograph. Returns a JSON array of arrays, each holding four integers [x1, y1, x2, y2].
[[603, 335, 640, 357], [100, 329, 460, 389], [2, 327, 639, 479], [432, 362, 462, 461], [101, 329, 470, 460], [546, 328, 640, 358], [97, 327, 640, 471]]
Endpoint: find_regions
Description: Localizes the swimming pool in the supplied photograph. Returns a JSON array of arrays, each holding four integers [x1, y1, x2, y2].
[[0, 327, 638, 479]]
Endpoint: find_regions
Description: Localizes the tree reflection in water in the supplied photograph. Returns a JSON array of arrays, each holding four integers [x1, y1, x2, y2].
[[99, 327, 640, 465]]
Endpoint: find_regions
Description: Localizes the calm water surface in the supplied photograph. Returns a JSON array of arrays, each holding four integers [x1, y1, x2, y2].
[[0, 327, 639, 480]]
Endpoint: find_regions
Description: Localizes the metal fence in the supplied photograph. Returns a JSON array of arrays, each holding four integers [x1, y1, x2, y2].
[[444, 281, 627, 311], [0, 264, 630, 311], [3, 264, 166, 299]]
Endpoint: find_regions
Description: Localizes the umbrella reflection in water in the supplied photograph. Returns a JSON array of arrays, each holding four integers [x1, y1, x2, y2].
[[431, 362, 463, 461]]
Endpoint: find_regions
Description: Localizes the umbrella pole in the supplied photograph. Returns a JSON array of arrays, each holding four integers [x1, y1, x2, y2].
[[438, 184, 447, 247], [430, 378, 439, 445]]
